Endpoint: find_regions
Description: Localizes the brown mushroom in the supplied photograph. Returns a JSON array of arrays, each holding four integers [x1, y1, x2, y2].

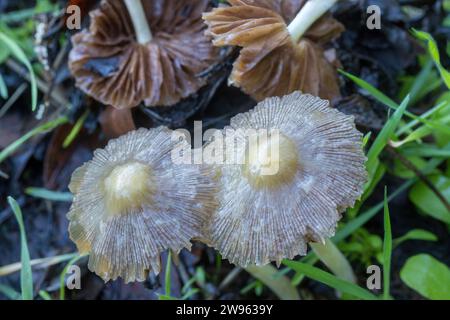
[[204, 91, 367, 267], [67, 127, 217, 282], [69, 0, 221, 109], [203, 0, 344, 102]]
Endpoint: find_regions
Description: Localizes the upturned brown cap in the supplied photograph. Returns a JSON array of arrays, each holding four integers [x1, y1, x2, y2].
[[69, 0, 221, 109], [203, 0, 344, 102], [204, 92, 367, 267], [68, 127, 217, 282]]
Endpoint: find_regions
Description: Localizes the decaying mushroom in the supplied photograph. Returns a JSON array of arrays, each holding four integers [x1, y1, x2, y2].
[[204, 91, 367, 267], [67, 127, 217, 282], [203, 0, 344, 102], [69, 0, 221, 109]]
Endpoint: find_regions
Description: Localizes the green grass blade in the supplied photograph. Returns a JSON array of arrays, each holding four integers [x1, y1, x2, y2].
[[365, 95, 409, 182], [383, 188, 392, 300], [335, 180, 413, 243], [396, 101, 448, 135], [0, 32, 37, 111], [59, 254, 84, 300], [412, 29, 450, 88], [63, 110, 89, 148], [0, 116, 68, 164], [7, 196, 33, 300], [283, 261, 377, 300], [38, 290, 52, 300], [25, 187, 73, 202], [406, 59, 435, 104], [392, 113, 450, 147], [0, 72, 8, 99], [401, 144, 450, 158], [340, 70, 450, 135], [339, 70, 398, 108], [165, 251, 172, 297], [0, 284, 21, 300]]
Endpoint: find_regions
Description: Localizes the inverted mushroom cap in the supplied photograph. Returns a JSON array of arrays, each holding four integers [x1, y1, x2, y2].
[[203, 0, 344, 102], [69, 0, 221, 109], [205, 92, 367, 267], [67, 127, 217, 282]]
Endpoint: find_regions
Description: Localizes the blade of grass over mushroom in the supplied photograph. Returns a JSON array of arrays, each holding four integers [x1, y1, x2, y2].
[[62, 110, 90, 148], [0, 284, 21, 300], [340, 70, 450, 135], [25, 187, 73, 202], [245, 265, 300, 300], [383, 188, 392, 300], [0, 32, 37, 111], [0, 116, 68, 164], [412, 29, 450, 88], [282, 261, 377, 300], [59, 254, 85, 300], [7, 197, 33, 300]]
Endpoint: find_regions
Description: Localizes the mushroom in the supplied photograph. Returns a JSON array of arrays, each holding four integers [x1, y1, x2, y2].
[[203, 0, 344, 102], [204, 91, 367, 267], [67, 127, 217, 282], [69, 0, 221, 109]]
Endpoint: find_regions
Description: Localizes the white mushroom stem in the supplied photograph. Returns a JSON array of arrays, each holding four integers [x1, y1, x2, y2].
[[124, 0, 153, 44], [287, 0, 339, 43], [310, 238, 356, 284]]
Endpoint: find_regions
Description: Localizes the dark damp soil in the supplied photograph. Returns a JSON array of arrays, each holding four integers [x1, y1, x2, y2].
[[0, 0, 449, 300]]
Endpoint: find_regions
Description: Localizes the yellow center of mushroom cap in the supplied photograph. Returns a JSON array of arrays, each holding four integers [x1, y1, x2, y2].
[[103, 161, 155, 215], [242, 132, 299, 189]]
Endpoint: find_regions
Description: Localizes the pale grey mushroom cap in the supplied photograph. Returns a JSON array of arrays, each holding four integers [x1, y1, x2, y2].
[[205, 92, 367, 267], [67, 127, 217, 283]]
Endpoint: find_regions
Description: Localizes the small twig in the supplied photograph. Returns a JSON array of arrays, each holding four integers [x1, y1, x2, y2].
[[218, 267, 242, 291], [387, 145, 450, 213], [43, 40, 71, 106], [175, 259, 191, 288], [0, 253, 78, 277], [0, 170, 9, 179], [0, 82, 28, 118], [5, 58, 69, 107]]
